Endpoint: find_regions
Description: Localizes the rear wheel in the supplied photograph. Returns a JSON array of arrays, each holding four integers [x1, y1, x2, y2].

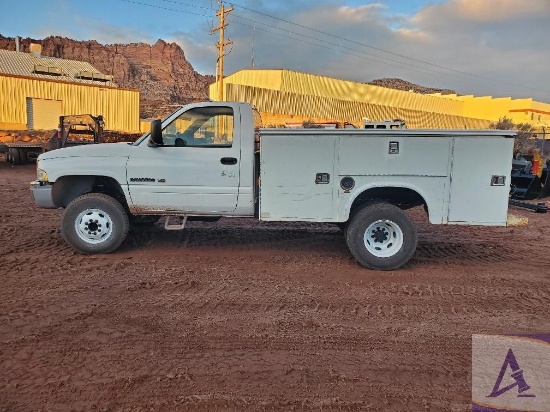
[[17, 148, 26, 165], [62, 193, 129, 254], [346, 202, 417, 270], [9, 148, 21, 165]]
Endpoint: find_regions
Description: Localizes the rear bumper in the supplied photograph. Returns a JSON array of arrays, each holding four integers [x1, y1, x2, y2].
[[30, 181, 56, 208]]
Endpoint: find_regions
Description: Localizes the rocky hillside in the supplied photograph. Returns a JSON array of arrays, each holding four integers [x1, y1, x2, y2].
[[0, 35, 214, 118], [368, 78, 456, 95]]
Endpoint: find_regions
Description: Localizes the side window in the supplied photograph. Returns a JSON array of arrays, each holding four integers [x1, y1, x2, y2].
[[162, 107, 234, 147]]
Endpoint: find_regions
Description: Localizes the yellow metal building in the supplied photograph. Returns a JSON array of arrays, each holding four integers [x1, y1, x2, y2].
[[439, 93, 550, 133], [210, 69, 550, 132], [0, 46, 140, 132]]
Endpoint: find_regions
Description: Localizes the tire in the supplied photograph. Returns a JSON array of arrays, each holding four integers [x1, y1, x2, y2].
[[345, 202, 417, 270], [9, 148, 21, 165], [335, 222, 347, 232], [61, 193, 129, 254], [13, 148, 21, 165], [18, 148, 26, 165], [5, 149, 11, 163]]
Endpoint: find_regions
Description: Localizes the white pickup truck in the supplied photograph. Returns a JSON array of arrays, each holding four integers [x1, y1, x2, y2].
[[31, 101, 515, 270]]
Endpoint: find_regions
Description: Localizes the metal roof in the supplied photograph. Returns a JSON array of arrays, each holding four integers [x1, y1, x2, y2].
[[0, 49, 117, 86]]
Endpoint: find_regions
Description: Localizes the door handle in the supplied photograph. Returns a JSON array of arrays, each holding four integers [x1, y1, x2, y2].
[[220, 157, 238, 165]]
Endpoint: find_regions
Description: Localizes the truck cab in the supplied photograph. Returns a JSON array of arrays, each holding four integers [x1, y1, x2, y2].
[[127, 102, 258, 216]]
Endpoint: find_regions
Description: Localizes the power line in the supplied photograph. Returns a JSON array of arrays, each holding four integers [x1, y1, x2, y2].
[[158, 0, 212, 11], [120, 0, 210, 18], [230, 2, 478, 78], [120, 0, 550, 96], [227, 17, 452, 80], [227, 13, 454, 77], [229, 1, 550, 96], [226, 13, 550, 96]]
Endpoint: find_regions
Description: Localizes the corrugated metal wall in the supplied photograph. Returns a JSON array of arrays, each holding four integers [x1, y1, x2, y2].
[[0, 75, 140, 132], [212, 69, 550, 130], [279, 70, 465, 115], [219, 70, 284, 91], [225, 84, 491, 129]]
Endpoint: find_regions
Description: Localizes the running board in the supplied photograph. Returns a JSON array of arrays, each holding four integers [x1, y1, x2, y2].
[[164, 215, 188, 231]]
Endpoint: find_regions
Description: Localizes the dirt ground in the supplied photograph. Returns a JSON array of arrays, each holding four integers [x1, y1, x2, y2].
[[1, 159, 549, 412]]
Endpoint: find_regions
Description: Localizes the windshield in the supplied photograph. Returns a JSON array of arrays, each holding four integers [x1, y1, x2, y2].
[[161, 106, 234, 147], [135, 104, 236, 146]]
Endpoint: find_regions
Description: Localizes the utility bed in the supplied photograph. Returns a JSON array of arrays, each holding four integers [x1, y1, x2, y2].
[[259, 129, 514, 225]]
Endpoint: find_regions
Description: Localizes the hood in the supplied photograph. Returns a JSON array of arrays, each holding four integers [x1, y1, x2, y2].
[[39, 142, 133, 160]]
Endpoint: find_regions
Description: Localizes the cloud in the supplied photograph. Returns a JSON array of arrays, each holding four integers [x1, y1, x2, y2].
[[416, 0, 550, 24], [201, 0, 550, 102], [337, 4, 388, 21], [31, 0, 546, 102]]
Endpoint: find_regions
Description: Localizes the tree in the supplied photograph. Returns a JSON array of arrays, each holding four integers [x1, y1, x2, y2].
[[490, 116, 535, 154]]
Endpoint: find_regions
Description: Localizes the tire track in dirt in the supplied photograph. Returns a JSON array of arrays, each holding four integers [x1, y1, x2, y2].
[[2, 163, 550, 411]]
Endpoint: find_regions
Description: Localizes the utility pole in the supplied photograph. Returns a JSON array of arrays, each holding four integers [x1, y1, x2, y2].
[[211, 1, 233, 101]]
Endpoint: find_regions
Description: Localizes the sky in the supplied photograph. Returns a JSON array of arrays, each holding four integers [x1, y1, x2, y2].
[[1, 0, 550, 103]]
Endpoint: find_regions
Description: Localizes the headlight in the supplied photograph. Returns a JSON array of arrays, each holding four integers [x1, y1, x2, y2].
[[37, 169, 49, 182]]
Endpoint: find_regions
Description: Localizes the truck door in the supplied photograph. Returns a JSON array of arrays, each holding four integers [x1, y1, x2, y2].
[[126, 105, 241, 213]]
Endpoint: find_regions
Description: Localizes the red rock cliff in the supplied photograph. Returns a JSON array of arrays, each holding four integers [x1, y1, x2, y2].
[[0, 35, 215, 118]]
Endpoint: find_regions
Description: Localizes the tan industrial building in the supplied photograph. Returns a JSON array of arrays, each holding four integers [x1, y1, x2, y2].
[[0, 45, 140, 132], [210, 69, 550, 133]]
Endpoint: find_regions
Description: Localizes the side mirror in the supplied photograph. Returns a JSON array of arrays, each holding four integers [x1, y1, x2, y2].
[[149, 119, 163, 146]]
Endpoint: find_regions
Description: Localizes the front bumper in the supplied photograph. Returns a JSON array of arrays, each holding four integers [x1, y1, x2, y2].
[[30, 181, 56, 208]]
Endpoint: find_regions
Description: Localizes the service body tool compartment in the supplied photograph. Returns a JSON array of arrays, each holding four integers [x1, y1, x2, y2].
[[259, 131, 336, 221]]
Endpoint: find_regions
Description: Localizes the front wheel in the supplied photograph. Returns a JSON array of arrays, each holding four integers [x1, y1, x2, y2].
[[61, 193, 129, 254], [345, 202, 417, 270]]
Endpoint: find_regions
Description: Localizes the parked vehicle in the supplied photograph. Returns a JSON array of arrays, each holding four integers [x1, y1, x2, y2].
[[30, 101, 515, 270], [510, 153, 549, 200], [1, 114, 104, 164]]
